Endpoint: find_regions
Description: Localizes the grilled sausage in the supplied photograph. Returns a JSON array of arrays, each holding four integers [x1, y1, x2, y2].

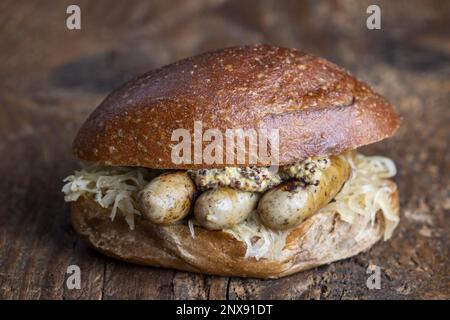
[[257, 156, 351, 230], [194, 188, 259, 230], [139, 171, 196, 224]]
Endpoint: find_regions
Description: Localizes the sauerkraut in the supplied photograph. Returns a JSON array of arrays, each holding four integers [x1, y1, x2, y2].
[[223, 212, 289, 260], [62, 165, 150, 229], [323, 152, 399, 241]]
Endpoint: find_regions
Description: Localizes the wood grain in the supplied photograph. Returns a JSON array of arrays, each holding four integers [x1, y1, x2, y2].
[[0, 0, 449, 299]]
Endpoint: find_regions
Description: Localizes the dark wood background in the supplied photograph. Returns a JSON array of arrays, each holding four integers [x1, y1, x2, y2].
[[0, 0, 449, 299]]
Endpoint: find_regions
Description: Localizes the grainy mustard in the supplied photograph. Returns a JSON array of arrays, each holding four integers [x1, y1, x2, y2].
[[279, 157, 330, 187], [188, 167, 281, 192], [188, 157, 330, 192]]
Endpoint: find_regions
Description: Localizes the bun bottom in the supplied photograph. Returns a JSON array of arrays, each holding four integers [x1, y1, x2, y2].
[[70, 181, 399, 279]]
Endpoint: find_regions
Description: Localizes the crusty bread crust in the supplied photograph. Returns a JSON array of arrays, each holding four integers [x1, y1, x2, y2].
[[70, 180, 399, 279], [73, 45, 400, 169]]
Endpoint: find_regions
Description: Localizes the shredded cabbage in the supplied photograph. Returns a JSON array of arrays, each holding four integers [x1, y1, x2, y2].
[[322, 152, 399, 241], [62, 166, 150, 229], [188, 219, 196, 239], [224, 212, 289, 260]]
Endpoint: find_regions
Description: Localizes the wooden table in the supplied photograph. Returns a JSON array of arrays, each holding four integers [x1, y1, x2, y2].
[[1, 0, 449, 299]]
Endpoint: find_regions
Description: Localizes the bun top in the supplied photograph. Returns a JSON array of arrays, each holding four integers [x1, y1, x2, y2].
[[73, 44, 400, 169]]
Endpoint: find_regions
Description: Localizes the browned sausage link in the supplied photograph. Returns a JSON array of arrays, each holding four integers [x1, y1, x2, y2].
[[258, 156, 351, 230]]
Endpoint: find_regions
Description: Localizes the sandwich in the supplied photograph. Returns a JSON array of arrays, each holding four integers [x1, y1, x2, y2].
[[62, 45, 400, 279]]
